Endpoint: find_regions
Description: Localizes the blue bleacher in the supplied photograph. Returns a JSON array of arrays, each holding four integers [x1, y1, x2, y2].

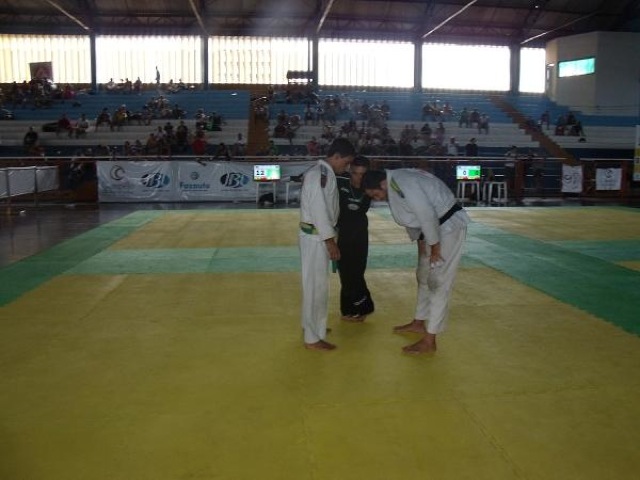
[[506, 93, 639, 127], [271, 90, 513, 123], [5, 89, 251, 122]]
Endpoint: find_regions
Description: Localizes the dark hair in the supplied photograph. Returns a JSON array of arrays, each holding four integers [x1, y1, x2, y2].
[[362, 169, 386, 190], [326, 138, 356, 158], [352, 155, 370, 168]]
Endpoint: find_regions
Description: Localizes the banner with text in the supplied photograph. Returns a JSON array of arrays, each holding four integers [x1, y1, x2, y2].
[[97, 160, 314, 202]]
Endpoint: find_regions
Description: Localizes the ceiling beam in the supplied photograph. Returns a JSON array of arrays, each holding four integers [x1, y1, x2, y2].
[[422, 0, 478, 39], [188, 0, 209, 35], [44, 0, 90, 31], [521, 10, 600, 44], [317, 0, 337, 34]]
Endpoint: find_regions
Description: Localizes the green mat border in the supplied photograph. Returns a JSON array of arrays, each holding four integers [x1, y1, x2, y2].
[[1, 207, 639, 336]]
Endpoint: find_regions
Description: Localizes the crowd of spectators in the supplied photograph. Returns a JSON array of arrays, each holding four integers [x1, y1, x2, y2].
[[265, 92, 494, 159]]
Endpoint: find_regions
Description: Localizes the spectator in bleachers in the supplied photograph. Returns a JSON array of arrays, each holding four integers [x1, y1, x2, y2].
[[163, 121, 174, 138], [469, 109, 481, 128], [232, 133, 246, 157], [145, 132, 160, 156], [304, 104, 314, 125], [171, 104, 186, 120], [307, 136, 320, 156], [214, 142, 231, 161], [133, 77, 142, 94], [540, 110, 550, 130], [446, 137, 459, 156], [195, 108, 208, 130], [105, 78, 119, 93], [61, 84, 75, 101], [434, 122, 446, 145], [23, 126, 41, 155], [504, 145, 518, 193], [276, 109, 288, 125], [478, 113, 490, 135], [191, 130, 208, 157], [95, 108, 113, 131], [314, 104, 324, 125], [56, 113, 73, 137], [74, 114, 89, 138], [112, 105, 128, 131], [420, 122, 432, 143], [267, 140, 279, 156], [465, 137, 478, 157], [569, 120, 585, 138], [458, 108, 470, 128], [123, 140, 133, 157], [175, 120, 189, 153], [443, 102, 453, 120]]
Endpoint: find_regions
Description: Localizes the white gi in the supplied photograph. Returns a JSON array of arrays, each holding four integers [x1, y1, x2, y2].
[[386, 169, 470, 335], [299, 160, 339, 344]]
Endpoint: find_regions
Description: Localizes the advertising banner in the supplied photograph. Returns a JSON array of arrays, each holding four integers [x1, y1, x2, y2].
[[561, 164, 583, 193], [97, 160, 175, 202], [175, 161, 254, 201], [97, 160, 315, 203], [595, 168, 622, 190]]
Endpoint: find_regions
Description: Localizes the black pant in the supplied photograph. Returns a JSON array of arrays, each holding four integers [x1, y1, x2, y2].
[[337, 231, 374, 317]]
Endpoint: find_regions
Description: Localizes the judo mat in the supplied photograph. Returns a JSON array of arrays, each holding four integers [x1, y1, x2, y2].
[[1, 206, 639, 480]]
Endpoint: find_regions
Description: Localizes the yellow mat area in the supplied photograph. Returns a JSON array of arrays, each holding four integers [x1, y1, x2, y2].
[[1, 207, 639, 480], [471, 206, 640, 240]]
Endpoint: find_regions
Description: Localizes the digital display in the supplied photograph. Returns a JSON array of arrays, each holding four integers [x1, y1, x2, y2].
[[456, 165, 481, 180], [253, 165, 281, 182], [558, 57, 595, 78]]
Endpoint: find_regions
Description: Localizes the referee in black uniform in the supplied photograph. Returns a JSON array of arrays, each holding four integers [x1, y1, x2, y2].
[[336, 155, 375, 321]]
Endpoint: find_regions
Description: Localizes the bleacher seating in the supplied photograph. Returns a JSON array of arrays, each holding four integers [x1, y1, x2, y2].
[[0, 89, 251, 155], [270, 121, 539, 153], [507, 93, 636, 158], [268, 91, 537, 156]]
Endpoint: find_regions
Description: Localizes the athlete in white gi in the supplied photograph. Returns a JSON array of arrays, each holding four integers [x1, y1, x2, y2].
[[299, 138, 355, 351], [363, 168, 470, 354]]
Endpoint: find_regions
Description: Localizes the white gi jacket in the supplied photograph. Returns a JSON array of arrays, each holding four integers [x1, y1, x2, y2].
[[300, 159, 339, 240], [386, 169, 470, 245]]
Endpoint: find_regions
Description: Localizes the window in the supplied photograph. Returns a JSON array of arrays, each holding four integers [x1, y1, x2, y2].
[[319, 39, 414, 88], [422, 43, 510, 91]]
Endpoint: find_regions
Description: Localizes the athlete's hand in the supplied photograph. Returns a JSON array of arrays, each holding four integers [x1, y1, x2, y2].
[[325, 238, 340, 261]]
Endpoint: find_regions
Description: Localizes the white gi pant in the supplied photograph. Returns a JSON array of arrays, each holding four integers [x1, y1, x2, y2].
[[299, 231, 330, 343], [415, 225, 467, 334]]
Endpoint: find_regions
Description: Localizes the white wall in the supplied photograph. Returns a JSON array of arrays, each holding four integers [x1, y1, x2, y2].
[[595, 32, 640, 116], [546, 32, 640, 116]]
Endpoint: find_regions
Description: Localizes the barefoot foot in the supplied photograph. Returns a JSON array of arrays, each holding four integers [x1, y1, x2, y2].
[[304, 340, 337, 351], [402, 335, 437, 355], [393, 319, 427, 334]]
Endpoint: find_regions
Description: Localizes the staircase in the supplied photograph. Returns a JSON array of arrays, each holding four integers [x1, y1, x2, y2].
[[489, 95, 578, 165]]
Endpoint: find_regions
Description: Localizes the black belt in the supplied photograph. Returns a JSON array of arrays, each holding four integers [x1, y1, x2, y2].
[[439, 203, 462, 225]]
